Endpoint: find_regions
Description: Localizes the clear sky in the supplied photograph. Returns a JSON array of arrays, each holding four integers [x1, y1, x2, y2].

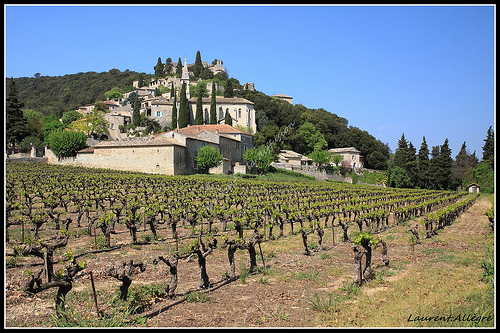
[[4, 4, 495, 158]]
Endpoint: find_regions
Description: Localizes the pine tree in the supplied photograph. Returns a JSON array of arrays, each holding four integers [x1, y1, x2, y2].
[[452, 142, 478, 189], [393, 133, 409, 169], [6, 78, 29, 153], [132, 99, 141, 126], [416, 137, 430, 189], [171, 83, 177, 129], [224, 109, 233, 126], [209, 82, 217, 124], [438, 138, 453, 190], [178, 82, 190, 128], [406, 142, 418, 188], [482, 126, 494, 169], [194, 93, 203, 125], [428, 145, 441, 190], [193, 50, 203, 78]]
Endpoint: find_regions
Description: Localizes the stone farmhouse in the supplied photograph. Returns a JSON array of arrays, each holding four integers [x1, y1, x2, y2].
[[46, 124, 253, 175], [328, 147, 364, 169]]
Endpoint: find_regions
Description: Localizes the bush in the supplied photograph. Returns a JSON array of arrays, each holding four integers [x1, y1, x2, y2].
[[195, 146, 223, 173], [46, 130, 87, 157], [19, 135, 44, 153]]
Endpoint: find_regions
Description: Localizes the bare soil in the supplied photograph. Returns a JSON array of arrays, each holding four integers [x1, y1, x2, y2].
[[4, 195, 494, 327]]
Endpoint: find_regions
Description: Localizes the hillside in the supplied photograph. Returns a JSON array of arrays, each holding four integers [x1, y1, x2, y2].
[[11, 68, 390, 169], [12, 69, 149, 117]]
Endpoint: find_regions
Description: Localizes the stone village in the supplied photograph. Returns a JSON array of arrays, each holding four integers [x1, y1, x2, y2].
[[43, 57, 364, 176]]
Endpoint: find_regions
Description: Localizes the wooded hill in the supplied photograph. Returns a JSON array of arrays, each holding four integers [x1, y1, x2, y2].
[[11, 69, 390, 170]]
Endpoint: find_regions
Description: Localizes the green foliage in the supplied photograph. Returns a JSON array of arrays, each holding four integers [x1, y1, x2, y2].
[[19, 135, 44, 153], [195, 146, 223, 173], [104, 86, 124, 100], [6, 78, 29, 148], [308, 149, 332, 167], [298, 121, 327, 153], [224, 108, 232, 126], [13, 69, 145, 116], [243, 146, 276, 174], [61, 110, 83, 126], [45, 130, 87, 157], [178, 82, 190, 128]]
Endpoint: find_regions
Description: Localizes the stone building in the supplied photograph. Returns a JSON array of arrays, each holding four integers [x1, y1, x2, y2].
[[46, 124, 252, 176], [328, 147, 364, 169]]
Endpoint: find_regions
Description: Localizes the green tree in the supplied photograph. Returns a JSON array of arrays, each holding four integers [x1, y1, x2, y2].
[[209, 82, 217, 124], [104, 87, 123, 100], [224, 79, 234, 98], [244, 146, 276, 174], [19, 135, 44, 153], [171, 83, 178, 129], [438, 138, 453, 190], [23, 108, 45, 140], [154, 56, 164, 79], [308, 150, 332, 169], [224, 109, 233, 126], [61, 110, 83, 126], [178, 82, 190, 128], [195, 146, 223, 173], [406, 142, 418, 188], [6, 78, 29, 153], [164, 57, 173, 75], [45, 130, 87, 157], [195, 93, 203, 125], [298, 122, 327, 153], [452, 142, 478, 189], [132, 99, 141, 126], [193, 50, 203, 78], [416, 136, 430, 189], [176, 57, 183, 77], [482, 126, 494, 169], [393, 133, 409, 169], [388, 166, 410, 188]]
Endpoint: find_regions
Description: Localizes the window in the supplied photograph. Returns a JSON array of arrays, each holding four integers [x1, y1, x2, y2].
[[155, 111, 163, 117], [238, 109, 241, 118]]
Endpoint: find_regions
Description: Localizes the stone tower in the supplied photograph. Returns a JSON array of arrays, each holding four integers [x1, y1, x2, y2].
[[181, 57, 190, 98]]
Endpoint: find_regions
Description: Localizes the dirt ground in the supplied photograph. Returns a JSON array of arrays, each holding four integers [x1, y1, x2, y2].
[[4, 195, 494, 327]]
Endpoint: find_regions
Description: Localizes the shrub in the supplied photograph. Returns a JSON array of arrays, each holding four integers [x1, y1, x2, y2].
[[195, 146, 223, 173], [46, 130, 87, 157], [19, 135, 44, 153]]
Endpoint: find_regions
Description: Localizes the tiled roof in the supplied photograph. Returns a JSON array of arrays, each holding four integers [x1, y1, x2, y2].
[[167, 124, 252, 136], [94, 136, 185, 148]]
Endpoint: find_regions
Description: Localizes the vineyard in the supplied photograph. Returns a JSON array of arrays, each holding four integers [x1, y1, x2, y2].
[[4, 162, 493, 327]]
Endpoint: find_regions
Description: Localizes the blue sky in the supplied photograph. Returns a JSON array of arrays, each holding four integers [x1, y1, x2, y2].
[[5, 5, 495, 158]]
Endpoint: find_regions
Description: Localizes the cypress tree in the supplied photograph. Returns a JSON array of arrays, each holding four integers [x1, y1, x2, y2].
[[193, 50, 203, 78], [132, 99, 141, 126], [154, 57, 164, 79], [224, 79, 234, 98], [209, 82, 217, 124], [171, 83, 177, 129], [176, 57, 183, 77], [194, 93, 203, 125], [224, 109, 233, 126], [178, 82, 190, 128], [6, 78, 29, 154]]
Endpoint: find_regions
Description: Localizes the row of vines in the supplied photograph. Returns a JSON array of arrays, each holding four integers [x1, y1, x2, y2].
[[5, 161, 479, 322]]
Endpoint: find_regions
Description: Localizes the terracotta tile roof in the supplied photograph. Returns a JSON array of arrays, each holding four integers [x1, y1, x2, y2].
[[167, 124, 252, 136], [94, 136, 185, 148]]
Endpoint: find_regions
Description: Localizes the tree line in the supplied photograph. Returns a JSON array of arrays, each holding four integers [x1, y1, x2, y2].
[[388, 129, 494, 193]]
